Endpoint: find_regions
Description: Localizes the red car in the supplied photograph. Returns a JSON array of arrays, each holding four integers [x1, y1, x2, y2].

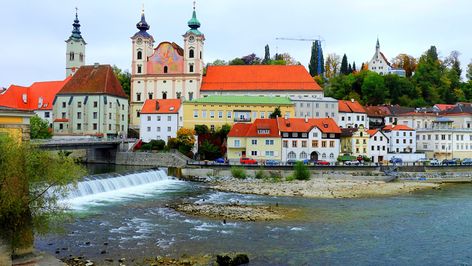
[[315, 160, 330, 166], [240, 157, 258, 165]]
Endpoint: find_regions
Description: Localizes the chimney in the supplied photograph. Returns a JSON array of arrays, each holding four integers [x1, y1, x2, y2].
[[155, 100, 160, 111], [305, 115, 308, 123], [351, 98, 355, 103]]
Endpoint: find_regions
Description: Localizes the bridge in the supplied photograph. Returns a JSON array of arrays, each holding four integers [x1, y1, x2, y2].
[[31, 138, 137, 163]]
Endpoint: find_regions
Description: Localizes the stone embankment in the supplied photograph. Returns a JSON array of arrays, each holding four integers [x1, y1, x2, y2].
[[115, 151, 191, 167]]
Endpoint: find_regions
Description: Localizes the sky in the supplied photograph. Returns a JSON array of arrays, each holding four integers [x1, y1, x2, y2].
[[0, 0, 471, 87]]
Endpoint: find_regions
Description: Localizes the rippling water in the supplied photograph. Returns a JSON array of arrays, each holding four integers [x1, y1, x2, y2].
[[35, 167, 472, 265]]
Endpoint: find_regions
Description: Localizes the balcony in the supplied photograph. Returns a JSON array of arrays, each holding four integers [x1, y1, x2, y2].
[[234, 117, 251, 122]]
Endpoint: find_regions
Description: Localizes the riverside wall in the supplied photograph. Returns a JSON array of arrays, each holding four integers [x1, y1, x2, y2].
[[115, 151, 190, 167]]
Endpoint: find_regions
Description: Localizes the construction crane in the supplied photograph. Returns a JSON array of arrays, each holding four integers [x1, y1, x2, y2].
[[276, 37, 325, 76]]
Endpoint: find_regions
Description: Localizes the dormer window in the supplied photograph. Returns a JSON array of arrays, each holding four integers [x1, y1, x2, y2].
[[22, 94, 27, 104], [257, 129, 270, 134]]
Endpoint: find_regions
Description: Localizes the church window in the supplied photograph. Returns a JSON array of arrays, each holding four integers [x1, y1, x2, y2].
[[189, 49, 195, 58], [189, 64, 194, 73], [137, 93, 141, 101], [176, 92, 181, 99], [79, 53, 84, 62], [164, 66, 168, 73], [200, 51, 202, 59], [69, 52, 74, 61], [148, 92, 153, 100], [163, 92, 167, 99], [137, 51, 142, 60], [188, 92, 194, 101], [137, 64, 142, 74]]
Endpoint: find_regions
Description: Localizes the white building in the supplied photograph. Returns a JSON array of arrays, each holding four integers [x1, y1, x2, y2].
[[277, 117, 341, 163], [338, 99, 368, 129], [383, 125, 416, 154], [368, 129, 389, 163], [368, 38, 405, 77], [129, 6, 205, 129], [290, 96, 338, 121], [139, 99, 182, 142]]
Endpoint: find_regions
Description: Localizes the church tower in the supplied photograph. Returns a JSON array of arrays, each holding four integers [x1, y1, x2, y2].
[[183, 2, 205, 75], [131, 7, 154, 76], [65, 9, 86, 77]]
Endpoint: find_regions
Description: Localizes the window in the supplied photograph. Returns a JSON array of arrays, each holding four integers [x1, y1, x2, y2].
[[283, 133, 289, 137], [93, 123, 97, 130], [313, 132, 318, 138], [252, 140, 258, 145], [266, 140, 274, 145], [162, 92, 167, 99], [157, 127, 161, 132], [108, 124, 112, 131], [93, 101, 98, 108], [210, 125, 215, 131], [77, 101, 82, 108], [218, 111, 223, 119], [210, 111, 215, 118], [189, 64, 194, 73], [189, 49, 194, 58], [77, 112, 82, 119], [283, 140, 288, 148], [322, 141, 327, 148], [167, 127, 171, 132], [265, 151, 274, 157], [122, 114, 125, 121], [147, 127, 151, 132], [137, 51, 142, 60], [188, 92, 194, 101], [193, 110, 199, 118], [148, 93, 153, 100], [137, 110, 140, 117], [69, 52, 74, 61], [108, 113, 112, 120], [167, 116, 172, 122], [164, 66, 168, 73], [227, 111, 232, 118], [147, 116, 151, 121], [330, 141, 335, 148], [176, 92, 181, 99], [329, 153, 334, 159], [137, 65, 142, 73], [300, 152, 307, 159], [59, 124, 63, 130], [252, 111, 257, 119], [62, 102, 66, 108], [301, 141, 307, 148], [258, 129, 270, 134], [157, 116, 161, 121], [77, 123, 81, 130], [312, 140, 318, 147], [202, 111, 207, 118], [251, 151, 258, 156], [44, 112, 50, 118], [234, 139, 241, 147], [137, 93, 141, 101], [292, 140, 297, 147], [322, 153, 326, 159], [260, 112, 265, 119], [288, 151, 296, 159]]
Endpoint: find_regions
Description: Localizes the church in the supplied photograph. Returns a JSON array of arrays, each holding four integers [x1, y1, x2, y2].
[[129, 5, 205, 130]]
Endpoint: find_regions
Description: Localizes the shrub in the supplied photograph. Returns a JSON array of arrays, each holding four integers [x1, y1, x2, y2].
[[231, 167, 246, 179], [293, 161, 311, 180], [285, 175, 295, 182], [255, 169, 266, 179], [268, 171, 282, 182]]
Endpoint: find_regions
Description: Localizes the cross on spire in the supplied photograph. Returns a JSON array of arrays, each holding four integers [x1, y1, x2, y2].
[[193, 1, 196, 10]]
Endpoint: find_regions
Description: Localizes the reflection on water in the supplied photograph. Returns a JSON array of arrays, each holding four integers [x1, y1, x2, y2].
[[35, 165, 472, 265]]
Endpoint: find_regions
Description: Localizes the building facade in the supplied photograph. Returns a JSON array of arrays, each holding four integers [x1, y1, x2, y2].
[[338, 99, 368, 129], [182, 96, 295, 131], [291, 96, 338, 120], [368, 129, 389, 163], [53, 64, 128, 138], [66, 10, 86, 77], [129, 6, 204, 129], [278, 117, 341, 163], [368, 38, 405, 77], [340, 125, 370, 158], [383, 125, 416, 154], [0, 106, 34, 142], [139, 99, 182, 142], [227, 119, 282, 163]]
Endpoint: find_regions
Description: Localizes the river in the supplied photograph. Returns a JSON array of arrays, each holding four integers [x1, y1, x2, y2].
[[35, 165, 472, 265]]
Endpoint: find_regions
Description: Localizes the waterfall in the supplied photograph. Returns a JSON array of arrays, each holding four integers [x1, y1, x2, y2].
[[66, 169, 174, 199]]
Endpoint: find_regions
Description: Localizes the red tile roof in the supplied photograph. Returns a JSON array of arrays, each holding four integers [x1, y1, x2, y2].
[[276, 117, 341, 134], [383, 124, 414, 131], [228, 119, 280, 138], [338, 100, 366, 113], [434, 104, 456, 111], [58, 65, 127, 98], [227, 123, 252, 138], [140, 99, 181, 114], [367, 129, 379, 136], [201, 65, 322, 91], [364, 106, 391, 117], [54, 118, 69, 122], [0, 78, 70, 111]]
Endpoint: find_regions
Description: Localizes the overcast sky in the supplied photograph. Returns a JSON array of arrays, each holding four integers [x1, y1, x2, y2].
[[1, 0, 471, 87]]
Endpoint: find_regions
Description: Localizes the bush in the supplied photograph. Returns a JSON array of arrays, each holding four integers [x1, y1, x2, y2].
[[285, 175, 295, 181], [268, 171, 282, 182], [231, 167, 246, 179], [294, 161, 311, 180], [149, 139, 166, 150], [255, 169, 266, 179]]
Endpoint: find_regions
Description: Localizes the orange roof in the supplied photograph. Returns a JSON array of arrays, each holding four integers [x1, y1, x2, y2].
[[228, 119, 280, 138], [383, 124, 414, 131], [367, 129, 379, 136], [54, 118, 69, 122], [434, 104, 455, 111], [59, 65, 127, 98], [276, 117, 341, 134], [364, 106, 391, 117], [338, 100, 366, 113], [227, 123, 252, 138], [201, 65, 322, 91], [0, 77, 70, 111], [140, 99, 181, 114]]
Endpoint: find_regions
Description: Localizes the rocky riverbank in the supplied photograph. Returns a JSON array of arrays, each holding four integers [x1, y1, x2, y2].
[[172, 202, 299, 221], [210, 177, 440, 198]]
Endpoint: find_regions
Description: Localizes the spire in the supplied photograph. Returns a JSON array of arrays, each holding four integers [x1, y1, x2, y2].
[[136, 5, 150, 31], [186, 1, 202, 35], [70, 7, 84, 41], [376, 37, 380, 50]]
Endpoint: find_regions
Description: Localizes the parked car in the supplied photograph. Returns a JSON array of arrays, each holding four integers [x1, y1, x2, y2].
[[286, 159, 309, 165], [462, 158, 472, 165], [265, 160, 280, 166], [441, 159, 456, 166], [389, 157, 403, 164], [314, 160, 330, 166], [429, 158, 440, 166], [344, 160, 361, 166], [240, 157, 258, 165], [415, 158, 429, 164], [214, 157, 226, 164]]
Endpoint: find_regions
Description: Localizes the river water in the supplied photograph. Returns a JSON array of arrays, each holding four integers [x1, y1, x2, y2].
[[35, 165, 472, 265]]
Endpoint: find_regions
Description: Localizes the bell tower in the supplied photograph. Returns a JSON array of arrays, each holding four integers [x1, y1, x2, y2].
[[183, 1, 205, 75], [65, 8, 86, 77], [131, 6, 154, 76]]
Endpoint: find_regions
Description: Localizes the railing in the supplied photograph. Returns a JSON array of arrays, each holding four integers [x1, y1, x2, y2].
[[234, 118, 251, 122]]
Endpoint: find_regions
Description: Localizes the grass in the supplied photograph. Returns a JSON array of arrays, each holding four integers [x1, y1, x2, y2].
[[231, 166, 247, 179]]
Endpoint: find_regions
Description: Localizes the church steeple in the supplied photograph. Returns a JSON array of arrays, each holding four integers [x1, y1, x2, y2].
[[69, 8, 85, 42], [66, 8, 86, 77], [376, 37, 380, 50], [132, 6, 153, 40], [186, 1, 202, 36]]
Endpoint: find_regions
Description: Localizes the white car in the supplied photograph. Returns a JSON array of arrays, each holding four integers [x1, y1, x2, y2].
[[416, 158, 429, 164], [429, 158, 440, 166]]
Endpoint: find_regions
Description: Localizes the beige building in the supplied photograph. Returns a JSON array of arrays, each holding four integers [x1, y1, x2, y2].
[[53, 64, 128, 138]]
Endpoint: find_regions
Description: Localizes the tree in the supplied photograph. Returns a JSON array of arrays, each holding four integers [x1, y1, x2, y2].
[[348, 63, 353, 74], [340, 54, 349, 75], [392, 54, 417, 78], [263, 45, 270, 64], [228, 58, 245, 65], [412, 46, 444, 105], [352, 62, 357, 73], [216, 124, 231, 139], [176, 128, 196, 154], [277, 53, 300, 65], [269, 107, 282, 118], [0, 135, 85, 256], [308, 40, 325, 77], [30, 116, 52, 139], [325, 53, 341, 78], [241, 53, 261, 65], [361, 72, 388, 105], [467, 60, 472, 82], [194, 125, 210, 136], [209, 59, 227, 66], [112, 65, 131, 96], [198, 140, 221, 160], [293, 161, 310, 180]]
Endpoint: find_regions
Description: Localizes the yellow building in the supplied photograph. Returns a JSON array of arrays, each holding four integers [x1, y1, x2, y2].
[[227, 119, 282, 163], [0, 106, 34, 142], [340, 125, 369, 157], [183, 95, 294, 131]]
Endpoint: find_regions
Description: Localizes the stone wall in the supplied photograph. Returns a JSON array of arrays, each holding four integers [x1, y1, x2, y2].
[[0, 238, 11, 266], [115, 151, 190, 167]]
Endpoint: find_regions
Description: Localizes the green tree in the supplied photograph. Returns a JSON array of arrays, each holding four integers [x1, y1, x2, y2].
[[209, 59, 227, 66], [361, 72, 388, 105], [112, 65, 131, 97], [263, 44, 270, 64], [229, 58, 245, 65], [309, 42, 317, 76], [176, 128, 196, 154], [269, 107, 282, 118], [466, 60, 472, 82], [412, 46, 445, 105], [293, 161, 310, 180], [30, 116, 52, 139], [216, 124, 231, 139], [384, 74, 418, 106], [352, 62, 357, 72], [198, 140, 221, 160], [340, 54, 349, 75], [194, 125, 210, 135], [0, 136, 85, 256]]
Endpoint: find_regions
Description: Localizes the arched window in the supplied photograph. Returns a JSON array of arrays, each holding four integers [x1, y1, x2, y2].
[[300, 152, 307, 159], [322, 153, 326, 159], [189, 64, 194, 73], [200, 51, 202, 59], [189, 49, 194, 58], [162, 92, 167, 99], [288, 151, 296, 159], [137, 51, 142, 60], [79, 53, 84, 62], [329, 153, 334, 159], [137, 64, 142, 74], [164, 66, 168, 73], [69, 52, 74, 61]]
